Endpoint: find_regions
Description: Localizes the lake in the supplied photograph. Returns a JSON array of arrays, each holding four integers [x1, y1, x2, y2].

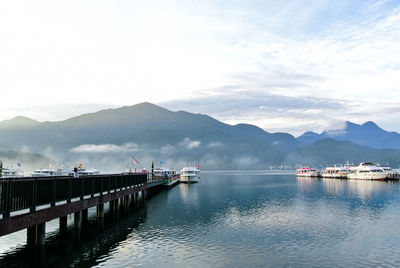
[[1, 171, 400, 267]]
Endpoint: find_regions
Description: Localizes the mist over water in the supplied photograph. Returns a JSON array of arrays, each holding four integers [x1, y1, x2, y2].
[[1, 173, 400, 267]]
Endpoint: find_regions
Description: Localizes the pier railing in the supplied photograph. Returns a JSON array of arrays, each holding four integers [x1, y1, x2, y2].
[[0, 173, 147, 218]]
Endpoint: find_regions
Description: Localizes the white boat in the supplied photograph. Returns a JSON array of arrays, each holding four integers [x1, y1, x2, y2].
[[77, 168, 100, 176], [376, 164, 400, 179], [153, 167, 177, 181], [32, 167, 74, 177], [180, 166, 200, 183], [1, 167, 24, 178], [32, 164, 100, 177], [347, 162, 388, 180], [321, 164, 350, 179], [296, 167, 319, 177]]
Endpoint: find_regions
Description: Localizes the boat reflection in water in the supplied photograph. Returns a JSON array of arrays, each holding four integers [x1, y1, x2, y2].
[[297, 176, 391, 201], [296, 177, 320, 193], [179, 182, 200, 206]]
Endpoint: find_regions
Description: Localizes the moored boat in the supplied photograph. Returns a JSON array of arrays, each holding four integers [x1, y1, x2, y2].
[[1, 167, 24, 178], [32, 165, 75, 177], [321, 164, 350, 179], [32, 168, 72, 177], [296, 167, 319, 177], [153, 167, 177, 181], [376, 164, 399, 179], [180, 166, 200, 183], [347, 162, 387, 180], [76, 168, 100, 176]]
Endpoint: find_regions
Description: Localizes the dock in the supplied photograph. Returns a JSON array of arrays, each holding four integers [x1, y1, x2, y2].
[[0, 173, 167, 246], [163, 177, 180, 189]]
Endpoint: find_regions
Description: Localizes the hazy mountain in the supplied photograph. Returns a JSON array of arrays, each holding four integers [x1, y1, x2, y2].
[[296, 131, 321, 144], [0, 150, 52, 174], [285, 138, 400, 167], [0, 102, 298, 170], [0, 116, 39, 129], [297, 121, 400, 149], [1, 103, 400, 170]]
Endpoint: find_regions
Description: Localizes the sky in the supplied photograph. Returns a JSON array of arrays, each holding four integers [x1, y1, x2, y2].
[[1, 0, 400, 136]]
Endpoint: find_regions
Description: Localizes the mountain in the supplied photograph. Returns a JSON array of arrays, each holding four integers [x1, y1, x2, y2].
[[0, 150, 52, 174], [0, 116, 39, 129], [1, 103, 400, 170], [0, 102, 298, 170], [297, 121, 400, 149], [296, 131, 321, 144], [285, 138, 400, 167]]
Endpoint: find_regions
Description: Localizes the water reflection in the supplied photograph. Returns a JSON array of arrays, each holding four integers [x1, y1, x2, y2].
[[2, 174, 400, 267], [0, 196, 148, 267]]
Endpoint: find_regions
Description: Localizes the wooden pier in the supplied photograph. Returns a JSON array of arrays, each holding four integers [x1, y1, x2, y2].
[[0, 173, 164, 246]]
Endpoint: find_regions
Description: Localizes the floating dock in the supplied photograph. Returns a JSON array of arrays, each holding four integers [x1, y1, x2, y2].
[[163, 177, 180, 189]]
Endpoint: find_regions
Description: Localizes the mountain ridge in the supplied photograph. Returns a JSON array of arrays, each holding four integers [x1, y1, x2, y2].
[[298, 120, 400, 149], [1, 103, 399, 170]]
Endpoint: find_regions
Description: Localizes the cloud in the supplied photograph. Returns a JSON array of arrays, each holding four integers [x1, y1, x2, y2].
[[70, 143, 139, 153], [232, 155, 261, 169], [162, 90, 350, 135], [179, 138, 201, 149], [2, 0, 400, 136], [207, 142, 224, 148], [160, 144, 177, 155], [161, 77, 400, 136]]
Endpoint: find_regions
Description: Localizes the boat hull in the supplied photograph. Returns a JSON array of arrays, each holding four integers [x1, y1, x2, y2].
[[296, 171, 319, 177], [180, 175, 199, 183], [320, 172, 349, 179], [347, 173, 387, 180]]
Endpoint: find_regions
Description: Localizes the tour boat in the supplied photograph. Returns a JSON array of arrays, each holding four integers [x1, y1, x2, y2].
[[153, 167, 177, 181], [296, 167, 319, 177], [180, 166, 200, 183], [32, 165, 100, 177], [376, 164, 400, 179], [347, 162, 388, 180], [321, 164, 351, 179], [32, 168, 74, 177], [76, 168, 100, 176], [1, 167, 24, 178]]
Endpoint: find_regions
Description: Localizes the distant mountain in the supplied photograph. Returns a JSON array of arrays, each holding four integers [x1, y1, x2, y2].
[[285, 138, 400, 167], [296, 131, 321, 144], [1, 103, 400, 170], [0, 150, 52, 174], [0, 102, 298, 170], [0, 116, 39, 129], [297, 121, 400, 149]]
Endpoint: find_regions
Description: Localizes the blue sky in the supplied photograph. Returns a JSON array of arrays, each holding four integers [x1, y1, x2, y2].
[[1, 0, 400, 135]]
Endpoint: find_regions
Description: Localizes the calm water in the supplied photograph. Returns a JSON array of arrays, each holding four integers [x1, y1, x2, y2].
[[2, 172, 400, 267]]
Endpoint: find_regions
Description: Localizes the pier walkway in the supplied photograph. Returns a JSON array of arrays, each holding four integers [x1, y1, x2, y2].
[[0, 173, 163, 245]]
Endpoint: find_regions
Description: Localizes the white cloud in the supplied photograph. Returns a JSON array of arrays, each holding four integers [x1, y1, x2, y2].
[[70, 143, 139, 153], [1, 0, 400, 134], [160, 144, 177, 155], [232, 155, 261, 169], [207, 142, 224, 148], [179, 138, 201, 149]]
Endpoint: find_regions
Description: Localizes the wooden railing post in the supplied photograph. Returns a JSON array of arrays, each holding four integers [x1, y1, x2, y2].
[[80, 177, 84, 200], [68, 177, 72, 203], [51, 177, 56, 207], [100, 176, 103, 196], [91, 177, 95, 198], [31, 178, 37, 212], [3, 180, 10, 218]]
